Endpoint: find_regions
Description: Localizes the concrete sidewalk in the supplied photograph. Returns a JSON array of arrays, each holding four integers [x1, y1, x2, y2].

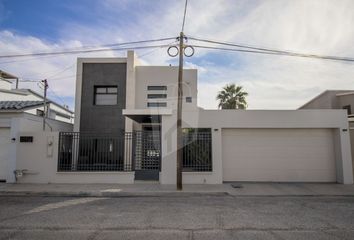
[[1, 182, 354, 197]]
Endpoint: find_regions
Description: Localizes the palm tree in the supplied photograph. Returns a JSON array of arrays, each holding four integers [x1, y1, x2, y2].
[[216, 84, 248, 109]]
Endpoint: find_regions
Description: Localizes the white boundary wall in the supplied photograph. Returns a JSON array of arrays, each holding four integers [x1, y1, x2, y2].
[[1, 113, 73, 183], [15, 131, 134, 184], [12, 110, 353, 185], [160, 109, 353, 185]]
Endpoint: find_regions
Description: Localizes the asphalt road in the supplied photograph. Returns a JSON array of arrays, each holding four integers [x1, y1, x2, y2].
[[0, 195, 353, 240]]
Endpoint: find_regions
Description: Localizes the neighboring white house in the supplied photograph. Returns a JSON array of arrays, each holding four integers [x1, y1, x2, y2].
[[12, 51, 353, 185], [0, 70, 73, 182]]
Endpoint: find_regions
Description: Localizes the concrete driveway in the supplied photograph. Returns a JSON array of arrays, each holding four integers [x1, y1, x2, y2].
[[0, 195, 353, 240]]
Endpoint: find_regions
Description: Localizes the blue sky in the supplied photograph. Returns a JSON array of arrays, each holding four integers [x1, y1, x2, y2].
[[1, 0, 354, 110]]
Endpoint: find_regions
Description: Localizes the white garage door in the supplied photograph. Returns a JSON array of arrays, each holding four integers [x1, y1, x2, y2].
[[222, 129, 336, 182], [0, 128, 10, 182]]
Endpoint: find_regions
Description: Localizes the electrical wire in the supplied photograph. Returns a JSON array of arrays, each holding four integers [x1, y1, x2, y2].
[[0, 39, 177, 59], [48, 88, 69, 107], [0, 55, 61, 65], [18, 80, 40, 82], [45, 63, 76, 79], [189, 37, 354, 62], [190, 36, 302, 55], [139, 39, 178, 58], [181, 0, 188, 32], [191, 44, 286, 55]]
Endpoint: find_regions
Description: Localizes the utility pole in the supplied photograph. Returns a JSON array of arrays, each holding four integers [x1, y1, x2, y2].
[[168, 32, 193, 190], [176, 32, 184, 190], [42, 79, 48, 131]]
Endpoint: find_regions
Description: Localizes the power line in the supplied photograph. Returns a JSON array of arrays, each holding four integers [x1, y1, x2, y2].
[[192, 44, 287, 55], [48, 87, 69, 107], [18, 79, 41, 82], [139, 39, 178, 58], [71, 37, 176, 50], [46, 63, 76, 79], [0, 39, 176, 59], [189, 37, 354, 62], [0, 55, 60, 64], [190, 36, 301, 55], [181, 0, 188, 32]]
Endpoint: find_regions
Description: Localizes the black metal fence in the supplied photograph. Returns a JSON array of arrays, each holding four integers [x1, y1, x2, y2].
[[134, 131, 161, 171], [183, 130, 212, 172], [58, 129, 212, 173], [58, 132, 134, 172]]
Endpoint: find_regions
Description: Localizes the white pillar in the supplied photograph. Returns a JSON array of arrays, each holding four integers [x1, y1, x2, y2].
[[212, 128, 223, 184], [7, 118, 20, 183], [160, 113, 177, 184], [334, 127, 353, 184]]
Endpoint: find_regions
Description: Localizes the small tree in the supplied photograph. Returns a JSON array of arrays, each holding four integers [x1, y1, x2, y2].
[[216, 84, 248, 109]]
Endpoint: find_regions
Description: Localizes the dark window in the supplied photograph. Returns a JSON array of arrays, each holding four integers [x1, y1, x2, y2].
[[20, 136, 33, 142], [147, 86, 167, 91], [94, 86, 117, 105], [36, 109, 44, 117], [147, 102, 167, 107], [343, 105, 351, 115], [147, 94, 167, 99], [186, 97, 192, 103]]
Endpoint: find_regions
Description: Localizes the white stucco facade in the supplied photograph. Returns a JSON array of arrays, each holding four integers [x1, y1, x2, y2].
[[0, 113, 73, 183]]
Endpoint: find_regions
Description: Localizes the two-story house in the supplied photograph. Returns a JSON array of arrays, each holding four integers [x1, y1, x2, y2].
[[49, 51, 353, 185]]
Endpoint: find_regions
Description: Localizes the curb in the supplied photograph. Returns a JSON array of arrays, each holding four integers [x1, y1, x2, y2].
[[1, 191, 354, 198], [0, 191, 230, 198]]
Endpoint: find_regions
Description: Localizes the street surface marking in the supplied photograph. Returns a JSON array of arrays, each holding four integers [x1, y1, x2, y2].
[[25, 197, 106, 214]]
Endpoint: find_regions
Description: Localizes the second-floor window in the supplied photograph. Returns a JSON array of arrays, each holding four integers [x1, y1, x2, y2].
[[147, 102, 167, 107], [147, 86, 167, 91], [147, 94, 167, 99], [94, 86, 118, 105]]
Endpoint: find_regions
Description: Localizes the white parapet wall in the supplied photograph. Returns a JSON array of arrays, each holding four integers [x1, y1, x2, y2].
[[14, 131, 135, 184]]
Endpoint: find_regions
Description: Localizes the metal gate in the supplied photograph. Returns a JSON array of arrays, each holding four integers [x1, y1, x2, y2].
[[133, 130, 161, 180]]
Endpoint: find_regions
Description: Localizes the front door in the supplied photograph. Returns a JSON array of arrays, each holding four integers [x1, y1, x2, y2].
[[134, 126, 161, 180]]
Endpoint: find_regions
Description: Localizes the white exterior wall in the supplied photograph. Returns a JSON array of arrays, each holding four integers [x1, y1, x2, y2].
[[0, 79, 12, 90], [0, 91, 37, 101], [0, 127, 10, 181], [14, 131, 134, 184], [350, 128, 354, 176], [0, 113, 73, 183], [135, 66, 198, 111], [160, 109, 353, 184]]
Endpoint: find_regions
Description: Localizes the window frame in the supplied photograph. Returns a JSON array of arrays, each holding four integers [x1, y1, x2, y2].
[[93, 86, 118, 106], [147, 102, 167, 108], [147, 94, 167, 99], [147, 86, 167, 91]]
